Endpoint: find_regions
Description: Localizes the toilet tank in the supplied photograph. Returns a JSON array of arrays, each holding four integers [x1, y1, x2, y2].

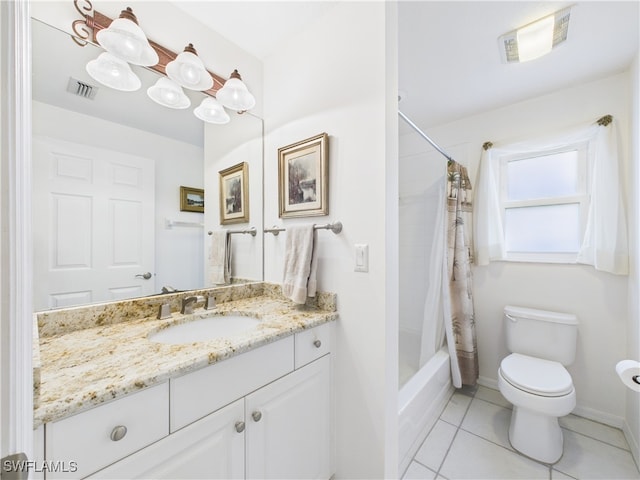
[[504, 305, 578, 366]]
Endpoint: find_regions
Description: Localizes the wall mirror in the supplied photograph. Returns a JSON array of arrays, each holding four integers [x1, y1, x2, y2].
[[31, 17, 264, 312]]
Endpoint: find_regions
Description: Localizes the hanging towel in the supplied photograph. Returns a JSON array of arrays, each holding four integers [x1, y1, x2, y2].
[[282, 225, 318, 304], [210, 230, 231, 285]]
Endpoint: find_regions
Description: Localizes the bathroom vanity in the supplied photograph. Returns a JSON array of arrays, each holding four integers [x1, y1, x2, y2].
[[33, 283, 337, 479]]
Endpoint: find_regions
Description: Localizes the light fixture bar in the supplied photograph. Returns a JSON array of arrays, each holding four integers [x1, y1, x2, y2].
[[76, 6, 227, 96]]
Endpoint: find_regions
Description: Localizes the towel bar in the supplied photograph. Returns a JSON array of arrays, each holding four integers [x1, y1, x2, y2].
[[207, 227, 257, 236], [264, 221, 342, 236]]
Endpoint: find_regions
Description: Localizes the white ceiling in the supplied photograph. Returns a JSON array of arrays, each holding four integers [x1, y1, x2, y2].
[[172, 1, 640, 132], [33, 1, 639, 146]]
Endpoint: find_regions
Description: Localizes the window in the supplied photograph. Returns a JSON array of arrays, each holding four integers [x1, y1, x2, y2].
[[499, 143, 589, 263]]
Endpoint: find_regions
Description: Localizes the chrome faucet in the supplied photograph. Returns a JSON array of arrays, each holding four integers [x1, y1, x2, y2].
[[181, 295, 204, 314]]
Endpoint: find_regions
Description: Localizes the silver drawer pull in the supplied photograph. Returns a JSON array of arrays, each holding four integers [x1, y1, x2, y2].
[[110, 425, 127, 442], [313, 340, 322, 348], [235, 421, 245, 433], [251, 411, 262, 422]]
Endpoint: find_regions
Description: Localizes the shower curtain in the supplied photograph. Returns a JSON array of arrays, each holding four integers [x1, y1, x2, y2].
[[420, 160, 478, 388]]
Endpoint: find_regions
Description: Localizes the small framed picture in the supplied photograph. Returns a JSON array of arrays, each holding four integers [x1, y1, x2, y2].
[[180, 186, 204, 213], [278, 133, 328, 218], [219, 162, 249, 224]]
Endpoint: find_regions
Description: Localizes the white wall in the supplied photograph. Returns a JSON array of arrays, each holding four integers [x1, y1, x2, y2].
[[399, 72, 633, 427], [626, 51, 639, 465], [32, 101, 205, 293], [262, 3, 396, 477]]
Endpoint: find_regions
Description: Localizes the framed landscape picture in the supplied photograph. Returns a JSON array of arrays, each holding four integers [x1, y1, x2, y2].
[[219, 162, 249, 224], [278, 133, 328, 218], [180, 186, 204, 213]]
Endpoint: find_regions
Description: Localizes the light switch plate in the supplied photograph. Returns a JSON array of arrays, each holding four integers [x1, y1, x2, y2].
[[354, 244, 369, 272]]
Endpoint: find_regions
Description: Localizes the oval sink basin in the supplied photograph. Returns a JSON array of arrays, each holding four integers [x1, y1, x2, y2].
[[149, 315, 261, 344]]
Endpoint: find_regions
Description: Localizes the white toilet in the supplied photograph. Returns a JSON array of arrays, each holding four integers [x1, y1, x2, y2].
[[498, 305, 578, 464]]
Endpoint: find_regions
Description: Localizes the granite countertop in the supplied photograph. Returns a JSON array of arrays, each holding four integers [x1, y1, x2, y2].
[[33, 283, 338, 427]]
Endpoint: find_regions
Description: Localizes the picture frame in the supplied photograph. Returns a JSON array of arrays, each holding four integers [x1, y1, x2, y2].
[[180, 186, 204, 213], [219, 162, 249, 224], [278, 133, 329, 218]]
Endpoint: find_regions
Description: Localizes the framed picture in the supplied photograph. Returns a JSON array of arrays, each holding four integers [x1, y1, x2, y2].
[[219, 162, 249, 224], [180, 186, 204, 213], [278, 133, 328, 218]]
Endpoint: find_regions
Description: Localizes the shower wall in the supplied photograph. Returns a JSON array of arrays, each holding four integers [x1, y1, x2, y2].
[[398, 131, 446, 386]]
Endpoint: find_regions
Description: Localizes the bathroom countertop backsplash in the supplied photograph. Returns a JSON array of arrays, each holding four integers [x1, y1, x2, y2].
[[33, 282, 337, 427]]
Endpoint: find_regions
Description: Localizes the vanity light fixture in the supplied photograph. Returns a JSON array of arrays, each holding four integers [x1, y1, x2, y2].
[[166, 44, 214, 91], [86, 51, 141, 91], [94, 7, 158, 67], [499, 6, 571, 63], [216, 70, 256, 112], [147, 77, 190, 109], [72, 0, 256, 122], [194, 97, 231, 124]]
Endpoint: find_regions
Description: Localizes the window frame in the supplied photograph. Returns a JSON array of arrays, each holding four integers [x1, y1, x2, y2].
[[498, 142, 590, 264]]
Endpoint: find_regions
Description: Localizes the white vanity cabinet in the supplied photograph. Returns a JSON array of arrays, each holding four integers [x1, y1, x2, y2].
[[45, 382, 169, 479], [245, 354, 332, 479], [50, 322, 334, 479], [90, 398, 246, 479]]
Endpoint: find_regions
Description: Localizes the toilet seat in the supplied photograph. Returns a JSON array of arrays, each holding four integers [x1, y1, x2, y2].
[[500, 353, 573, 397]]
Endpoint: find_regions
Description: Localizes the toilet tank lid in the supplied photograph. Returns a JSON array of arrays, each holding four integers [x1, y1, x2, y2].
[[504, 305, 578, 325]]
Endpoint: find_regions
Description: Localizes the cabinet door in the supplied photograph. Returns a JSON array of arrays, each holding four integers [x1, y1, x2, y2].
[[90, 398, 245, 480], [246, 355, 332, 479]]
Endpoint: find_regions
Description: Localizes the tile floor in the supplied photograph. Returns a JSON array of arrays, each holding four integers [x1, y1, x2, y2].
[[402, 385, 640, 480]]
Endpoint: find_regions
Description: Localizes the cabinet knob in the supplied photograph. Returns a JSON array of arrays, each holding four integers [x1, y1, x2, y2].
[[313, 339, 322, 348], [110, 425, 127, 441], [235, 421, 245, 433], [251, 411, 262, 422]]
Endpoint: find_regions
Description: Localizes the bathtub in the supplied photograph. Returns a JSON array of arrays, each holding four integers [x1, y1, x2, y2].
[[398, 347, 453, 475]]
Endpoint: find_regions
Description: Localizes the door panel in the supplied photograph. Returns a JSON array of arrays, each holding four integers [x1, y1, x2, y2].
[[33, 136, 155, 310]]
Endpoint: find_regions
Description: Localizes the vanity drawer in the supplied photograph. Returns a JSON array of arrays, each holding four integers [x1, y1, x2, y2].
[[45, 382, 169, 479], [295, 322, 333, 369], [170, 335, 294, 432]]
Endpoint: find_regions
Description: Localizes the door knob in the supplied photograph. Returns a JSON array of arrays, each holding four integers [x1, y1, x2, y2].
[[135, 272, 152, 280], [251, 411, 262, 422], [235, 421, 245, 433]]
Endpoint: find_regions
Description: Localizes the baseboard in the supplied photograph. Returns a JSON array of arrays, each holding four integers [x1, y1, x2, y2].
[[622, 419, 640, 470], [478, 376, 627, 432], [477, 375, 498, 390], [571, 405, 625, 429]]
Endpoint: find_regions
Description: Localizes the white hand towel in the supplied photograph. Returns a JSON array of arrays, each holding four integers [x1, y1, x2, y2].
[[282, 225, 318, 304], [210, 230, 231, 285]]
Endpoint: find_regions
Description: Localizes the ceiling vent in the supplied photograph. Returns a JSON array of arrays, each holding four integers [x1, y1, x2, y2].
[[67, 77, 98, 100]]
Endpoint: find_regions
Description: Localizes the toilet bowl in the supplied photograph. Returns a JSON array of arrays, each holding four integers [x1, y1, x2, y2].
[[498, 353, 576, 464], [497, 306, 579, 464]]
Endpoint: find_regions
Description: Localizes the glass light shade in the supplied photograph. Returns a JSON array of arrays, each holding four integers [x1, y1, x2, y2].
[[147, 77, 190, 109], [86, 52, 141, 92], [516, 15, 554, 62], [166, 44, 213, 91], [95, 8, 158, 67], [216, 70, 256, 112], [194, 97, 230, 124]]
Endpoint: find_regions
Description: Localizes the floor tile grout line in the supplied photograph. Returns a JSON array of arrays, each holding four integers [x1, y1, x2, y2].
[[433, 390, 477, 478]]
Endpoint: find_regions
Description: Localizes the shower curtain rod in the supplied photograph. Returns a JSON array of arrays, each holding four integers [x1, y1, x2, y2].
[[398, 110, 454, 163]]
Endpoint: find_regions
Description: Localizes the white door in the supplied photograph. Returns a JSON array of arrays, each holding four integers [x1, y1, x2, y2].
[[246, 355, 332, 479], [89, 398, 245, 480], [32, 136, 155, 310]]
